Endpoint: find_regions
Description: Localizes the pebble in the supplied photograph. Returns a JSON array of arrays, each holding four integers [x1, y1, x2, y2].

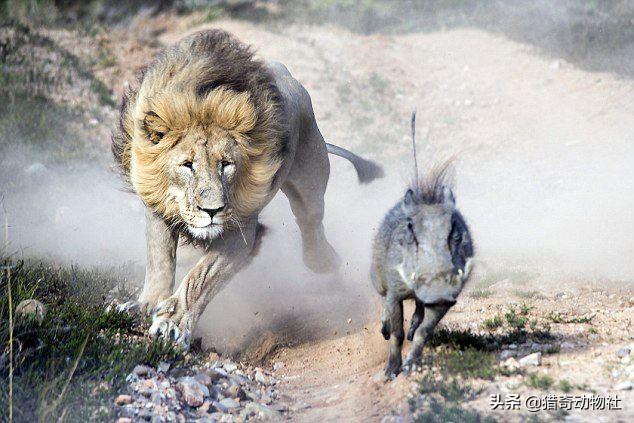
[[616, 346, 631, 358], [561, 342, 575, 350], [15, 299, 47, 324], [500, 350, 513, 360], [273, 362, 285, 371], [219, 397, 240, 410], [223, 361, 238, 372], [177, 376, 209, 407], [193, 372, 212, 387], [614, 381, 633, 391], [115, 358, 285, 421], [502, 358, 520, 372], [133, 365, 153, 378], [255, 369, 268, 385], [244, 402, 281, 419], [519, 352, 542, 367], [114, 394, 133, 405], [116, 418, 132, 423]]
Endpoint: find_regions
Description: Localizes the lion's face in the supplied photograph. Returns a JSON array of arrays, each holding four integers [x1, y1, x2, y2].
[[118, 33, 286, 242], [127, 85, 283, 241], [165, 127, 239, 239]]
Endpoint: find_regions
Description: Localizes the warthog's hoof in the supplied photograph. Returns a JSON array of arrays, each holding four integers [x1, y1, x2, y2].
[[402, 359, 422, 376], [384, 358, 402, 379]]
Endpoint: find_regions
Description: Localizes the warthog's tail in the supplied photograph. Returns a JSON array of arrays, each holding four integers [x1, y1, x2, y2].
[[326, 143, 384, 184]]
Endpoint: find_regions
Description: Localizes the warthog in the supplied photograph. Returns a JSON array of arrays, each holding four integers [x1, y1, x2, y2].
[[371, 113, 474, 377]]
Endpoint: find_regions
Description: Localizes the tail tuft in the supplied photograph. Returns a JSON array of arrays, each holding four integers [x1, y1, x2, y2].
[[326, 143, 384, 184], [353, 157, 385, 184]]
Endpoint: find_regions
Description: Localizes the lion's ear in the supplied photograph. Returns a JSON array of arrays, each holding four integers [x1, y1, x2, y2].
[[142, 111, 169, 144]]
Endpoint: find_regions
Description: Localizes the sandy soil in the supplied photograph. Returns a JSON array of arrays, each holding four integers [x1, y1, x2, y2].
[[63, 10, 634, 421]]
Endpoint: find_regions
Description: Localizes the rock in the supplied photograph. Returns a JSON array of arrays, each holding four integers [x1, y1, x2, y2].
[[133, 365, 153, 378], [158, 361, 171, 373], [116, 418, 132, 423], [197, 400, 213, 414], [193, 372, 212, 387], [614, 381, 633, 391], [209, 412, 229, 421], [500, 350, 513, 360], [616, 346, 631, 358], [15, 299, 47, 323], [519, 352, 542, 367], [229, 373, 249, 386], [254, 369, 268, 385], [549, 60, 561, 70], [561, 342, 575, 350], [219, 397, 240, 410], [177, 376, 209, 407], [502, 358, 520, 372], [225, 384, 246, 401], [273, 362, 285, 371], [205, 368, 227, 383], [114, 394, 133, 405], [223, 361, 238, 373], [244, 402, 281, 419]]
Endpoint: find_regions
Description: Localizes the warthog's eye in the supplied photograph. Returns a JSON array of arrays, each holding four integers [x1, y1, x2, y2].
[[403, 218, 419, 247], [221, 160, 233, 167]]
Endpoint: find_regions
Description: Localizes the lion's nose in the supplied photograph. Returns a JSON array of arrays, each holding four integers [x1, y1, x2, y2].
[[199, 206, 224, 219]]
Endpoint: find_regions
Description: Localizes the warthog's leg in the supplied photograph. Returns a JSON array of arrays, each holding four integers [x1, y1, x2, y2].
[[383, 295, 404, 377], [149, 221, 259, 349], [407, 299, 425, 341], [282, 120, 340, 274], [403, 304, 451, 374], [119, 209, 178, 314]]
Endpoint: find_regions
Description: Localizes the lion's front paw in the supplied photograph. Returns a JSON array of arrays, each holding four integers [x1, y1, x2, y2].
[[149, 297, 193, 350]]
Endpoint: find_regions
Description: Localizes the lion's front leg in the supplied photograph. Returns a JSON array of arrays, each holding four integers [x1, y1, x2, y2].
[[149, 222, 258, 349], [119, 209, 178, 314]]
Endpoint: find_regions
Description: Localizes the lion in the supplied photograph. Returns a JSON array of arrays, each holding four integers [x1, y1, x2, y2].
[[112, 29, 383, 347]]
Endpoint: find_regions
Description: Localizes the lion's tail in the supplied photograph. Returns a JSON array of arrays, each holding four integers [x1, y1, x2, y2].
[[326, 143, 384, 184]]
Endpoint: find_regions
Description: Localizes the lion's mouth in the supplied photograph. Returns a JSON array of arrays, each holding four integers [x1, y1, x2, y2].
[[187, 223, 224, 240]]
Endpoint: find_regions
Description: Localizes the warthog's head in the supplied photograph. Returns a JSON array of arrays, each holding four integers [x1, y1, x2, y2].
[[392, 163, 474, 303]]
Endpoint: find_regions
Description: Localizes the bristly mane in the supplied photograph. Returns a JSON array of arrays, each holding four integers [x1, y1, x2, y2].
[[410, 158, 455, 205]]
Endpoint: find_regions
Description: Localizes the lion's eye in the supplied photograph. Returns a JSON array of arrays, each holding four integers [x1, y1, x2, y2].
[[221, 160, 232, 167], [182, 161, 193, 170]]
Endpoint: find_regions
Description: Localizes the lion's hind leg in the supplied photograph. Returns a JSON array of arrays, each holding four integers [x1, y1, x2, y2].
[[282, 123, 340, 274]]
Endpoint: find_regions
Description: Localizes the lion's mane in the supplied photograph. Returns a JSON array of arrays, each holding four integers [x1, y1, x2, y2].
[[112, 29, 286, 222]]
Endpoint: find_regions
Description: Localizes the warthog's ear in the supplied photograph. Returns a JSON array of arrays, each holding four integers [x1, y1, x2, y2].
[[403, 188, 417, 214], [142, 111, 169, 144], [404, 188, 415, 204], [443, 187, 455, 206]]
